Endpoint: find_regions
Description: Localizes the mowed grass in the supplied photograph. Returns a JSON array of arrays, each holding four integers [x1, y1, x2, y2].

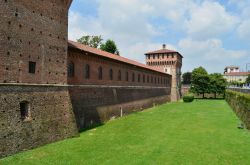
[[1, 100, 250, 165]]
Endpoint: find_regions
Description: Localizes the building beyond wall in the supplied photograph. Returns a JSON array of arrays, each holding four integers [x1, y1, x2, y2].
[[224, 66, 250, 83], [0, 1, 173, 158]]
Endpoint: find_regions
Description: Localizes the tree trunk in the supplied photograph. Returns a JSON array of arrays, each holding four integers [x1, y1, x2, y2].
[[203, 93, 205, 98], [214, 93, 216, 99]]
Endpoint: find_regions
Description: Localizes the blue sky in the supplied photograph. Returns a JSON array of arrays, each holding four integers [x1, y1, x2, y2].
[[68, 0, 250, 73]]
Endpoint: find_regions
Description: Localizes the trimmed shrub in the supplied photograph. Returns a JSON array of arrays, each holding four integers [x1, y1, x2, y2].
[[183, 94, 194, 102], [225, 90, 250, 129]]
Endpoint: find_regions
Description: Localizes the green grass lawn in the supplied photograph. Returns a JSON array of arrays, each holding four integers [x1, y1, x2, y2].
[[1, 100, 250, 165]]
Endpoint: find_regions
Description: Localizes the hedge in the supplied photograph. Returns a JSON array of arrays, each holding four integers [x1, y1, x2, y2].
[[225, 90, 250, 129], [183, 94, 194, 103]]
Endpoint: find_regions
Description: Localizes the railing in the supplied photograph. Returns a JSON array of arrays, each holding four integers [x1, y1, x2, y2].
[[227, 87, 250, 94]]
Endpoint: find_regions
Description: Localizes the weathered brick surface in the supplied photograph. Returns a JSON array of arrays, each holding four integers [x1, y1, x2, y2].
[[0, 0, 71, 84], [69, 86, 171, 129], [0, 84, 78, 158], [0, 0, 173, 158], [68, 48, 172, 87]]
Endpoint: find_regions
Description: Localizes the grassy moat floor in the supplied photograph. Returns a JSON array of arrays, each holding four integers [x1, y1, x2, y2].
[[1, 100, 250, 165]]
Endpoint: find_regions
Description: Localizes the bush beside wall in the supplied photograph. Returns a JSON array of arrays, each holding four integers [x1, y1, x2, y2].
[[183, 94, 194, 102], [225, 90, 250, 129]]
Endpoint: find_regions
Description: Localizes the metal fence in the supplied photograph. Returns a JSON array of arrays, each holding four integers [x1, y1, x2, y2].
[[227, 87, 250, 94]]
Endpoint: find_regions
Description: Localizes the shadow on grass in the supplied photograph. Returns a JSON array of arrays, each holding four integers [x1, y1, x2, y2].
[[194, 98, 225, 100], [79, 123, 105, 133]]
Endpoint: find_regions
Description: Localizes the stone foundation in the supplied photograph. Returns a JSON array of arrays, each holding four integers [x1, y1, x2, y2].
[[0, 84, 78, 158]]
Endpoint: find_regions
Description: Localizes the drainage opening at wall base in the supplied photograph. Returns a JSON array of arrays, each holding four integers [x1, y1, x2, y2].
[[20, 101, 31, 121]]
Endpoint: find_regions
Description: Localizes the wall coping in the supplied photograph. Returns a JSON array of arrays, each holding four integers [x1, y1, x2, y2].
[[0, 83, 170, 89]]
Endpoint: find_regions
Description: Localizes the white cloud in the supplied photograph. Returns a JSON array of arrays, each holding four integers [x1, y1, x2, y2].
[[237, 20, 250, 41], [121, 42, 176, 63], [185, 1, 239, 39], [178, 38, 248, 72], [68, 0, 249, 73]]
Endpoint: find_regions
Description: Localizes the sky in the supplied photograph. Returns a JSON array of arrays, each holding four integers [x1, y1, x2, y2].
[[68, 0, 250, 73]]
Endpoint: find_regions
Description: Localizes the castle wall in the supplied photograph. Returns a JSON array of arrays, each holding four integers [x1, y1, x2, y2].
[[0, 0, 70, 84], [0, 84, 78, 158], [0, 0, 173, 158], [0, 0, 77, 158], [69, 86, 171, 130], [68, 48, 171, 87], [67, 47, 172, 130]]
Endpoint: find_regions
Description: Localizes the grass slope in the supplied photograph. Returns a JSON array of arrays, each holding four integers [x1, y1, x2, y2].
[[1, 100, 250, 165]]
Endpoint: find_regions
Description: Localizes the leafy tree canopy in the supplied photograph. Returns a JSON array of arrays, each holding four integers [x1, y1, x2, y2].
[[100, 39, 119, 55], [77, 35, 103, 48], [246, 75, 250, 84], [182, 72, 192, 85]]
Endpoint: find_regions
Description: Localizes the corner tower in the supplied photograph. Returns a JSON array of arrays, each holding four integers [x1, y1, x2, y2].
[[145, 44, 183, 101], [0, 0, 77, 158], [0, 0, 72, 84]]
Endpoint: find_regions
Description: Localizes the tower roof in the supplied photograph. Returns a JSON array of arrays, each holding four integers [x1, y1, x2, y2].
[[145, 44, 183, 58]]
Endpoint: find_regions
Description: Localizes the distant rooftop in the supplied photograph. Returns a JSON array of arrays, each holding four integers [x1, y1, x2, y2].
[[224, 72, 250, 76], [145, 44, 183, 58], [225, 65, 239, 69]]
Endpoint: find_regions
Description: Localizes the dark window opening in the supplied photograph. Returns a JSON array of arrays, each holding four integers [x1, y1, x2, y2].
[[98, 66, 102, 80], [147, 75, 149, 83], [20, 101, 30, 121], [132, 73, 135, 82], [126, 72, 129, 81], [29, 61, 36, 74], [68, 62, 74, 77], [143, 75, 145, 83], [85, 64, 90, 79], [109, 69, 113, 80], [138, 74, 141, 82], [118, 70, 121, 81]]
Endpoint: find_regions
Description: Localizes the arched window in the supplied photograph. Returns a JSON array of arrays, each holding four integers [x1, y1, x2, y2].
[[98, 66, 102, 80], [109, 69, 113, 80], [118, 70, 121, 81], [147, 75, 149, 83], [20, 101, 30, 121], [132, 73, 135, 82], [143, 75, 145, 83], [68, 62, 74, 77], [138, 74, 141, 82], [151, 76, 153, 83], [85, 64, 90, 79], [126, 72, 129, 81]]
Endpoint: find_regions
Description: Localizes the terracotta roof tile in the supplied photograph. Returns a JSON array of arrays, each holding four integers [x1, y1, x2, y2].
[[224, 72, 250, 76], [145, 48, 183, 58], [68, 40, 169, 75]]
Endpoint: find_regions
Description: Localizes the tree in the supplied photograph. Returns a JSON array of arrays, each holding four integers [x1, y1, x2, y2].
[[209, 73, 227, 98], [77, 35, 103, 48], [182, 72, 192, 85], [246, 75, 250, 84], [190, 67, 210, 98], [100, 39, 119, 55]]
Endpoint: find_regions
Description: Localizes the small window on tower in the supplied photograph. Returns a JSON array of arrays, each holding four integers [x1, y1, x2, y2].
[[29, 61, 36, 74]]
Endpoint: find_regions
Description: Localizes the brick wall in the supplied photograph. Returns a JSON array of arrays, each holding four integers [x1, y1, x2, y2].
[[68, 48, 172, 87], [0, 0, 71, 84], [0, 84, 78, 158], [69, 86, 171, 130]]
